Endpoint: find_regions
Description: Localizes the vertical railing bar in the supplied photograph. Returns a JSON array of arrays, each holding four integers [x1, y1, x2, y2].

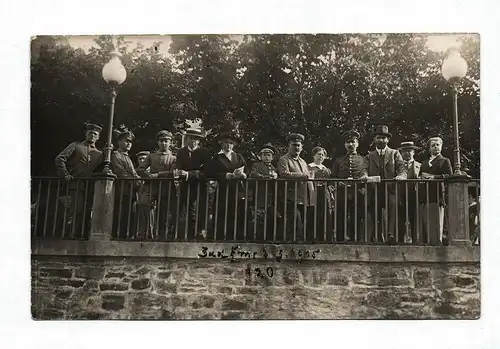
[[126, 181, 133, 239], [283, 181, 288, 242], [344, 183, 348, 242], [273, 179, 278, 242], [323, 181, 327, 243], [415, 180, 420, 244], [426, 181, 430, 244], [243, 181, 248, 240], [313, 182, 317, 242], [354, 181, 358, 243], [264, 180, 268, 242], [436, 181, 441, 244], [293, 181, 298, 243], [61, 182, 70, 238], [374, 184, 378, 242], [395, 181, 399, 243], [175, 179, 181, 241], [147, 181, 152, 240], [223, 183, 229, 241], [52, 180, 61, 238], [70, 180, 81, 238], [155, 181, 163, 241], [333, 182, 338, 242], [253, 181, 258, 241], [303, 181, 307, 243], [384, 181, 388, 242], [195, 182, 200, 237], [116, 180, 124, 239], [33, 180, 43, 237], [185, 183, 190, 241], [364, 182, 368, 243], [214, 183, 220, 240], [164, 181, 171, 241], [233, 180, 239, 242], [204, 180, 209, 237], [42, 180, 52, 238], [405, 182, 409, 244], [81, 180, 89, 239]]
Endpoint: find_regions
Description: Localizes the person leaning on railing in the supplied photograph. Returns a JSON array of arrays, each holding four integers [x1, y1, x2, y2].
[[331, 130, 368, 243], [133, 151, 152, 238], [417, 136, 452, 245], [365, 125, 407, 244], [397, 141, 422, 244], [250, 143, 279, 241], [277, 133, 315, 242], [136, 130, 179, 240], [210, 130, 247, 241], [175, 128, 212, 240], [308, 146, 333, 242], [110, 128, 142, 239], [54, 122, 104, 238]]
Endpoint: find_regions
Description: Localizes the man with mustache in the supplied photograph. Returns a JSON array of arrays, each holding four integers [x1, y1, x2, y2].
[[365, 125, 406, 244], [55, 122, 103, 238], [331, 130, 368, 242]]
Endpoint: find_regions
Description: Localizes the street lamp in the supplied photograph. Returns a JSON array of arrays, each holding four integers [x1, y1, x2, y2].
[[101, 51, 127, 175], [441, 46, 468, 176]]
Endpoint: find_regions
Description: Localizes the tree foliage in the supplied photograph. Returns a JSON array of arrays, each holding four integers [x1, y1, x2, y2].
[[31, 34, 480, 177]]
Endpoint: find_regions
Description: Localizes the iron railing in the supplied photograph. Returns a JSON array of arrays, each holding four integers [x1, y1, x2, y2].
[[31, 177, 480, 245]]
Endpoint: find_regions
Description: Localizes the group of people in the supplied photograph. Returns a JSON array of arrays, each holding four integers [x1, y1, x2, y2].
[[53, 122, 460, 245]]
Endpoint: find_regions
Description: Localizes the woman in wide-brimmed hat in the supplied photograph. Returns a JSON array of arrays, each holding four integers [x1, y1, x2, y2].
[[210, 130, 248, 240]]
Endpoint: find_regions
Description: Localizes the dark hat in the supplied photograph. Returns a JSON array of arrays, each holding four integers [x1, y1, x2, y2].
[[372, 125, 392, 138], [216, 131, 240, 144], [342, 130, 361, 141], [184, 128, 206, 139], [259, 143, 276, 154], [398, 141, 419, 150], [136, 151, 150, 158], [286, 133, 305, 143], [85, 122, 103, 133], [156, 130, 173, 140], [115, 127, 135, 142]]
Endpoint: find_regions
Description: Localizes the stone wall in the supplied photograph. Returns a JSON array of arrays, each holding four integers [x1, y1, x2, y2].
[[31, 253, 480, 320]]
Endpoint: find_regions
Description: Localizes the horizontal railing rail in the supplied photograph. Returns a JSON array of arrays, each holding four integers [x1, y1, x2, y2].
[[31, 176, 480, 246]]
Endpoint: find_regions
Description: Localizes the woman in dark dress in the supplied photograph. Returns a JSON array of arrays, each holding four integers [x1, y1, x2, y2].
[[210, 131, 248, 241], [308, 146, 333, 242]]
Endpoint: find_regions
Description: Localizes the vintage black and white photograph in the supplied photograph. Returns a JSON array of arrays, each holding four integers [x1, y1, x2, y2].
[[30, 33, 480, 320]]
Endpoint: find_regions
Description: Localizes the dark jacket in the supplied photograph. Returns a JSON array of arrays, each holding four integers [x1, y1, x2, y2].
[[366, 147, 407, 195], [176, 146, 212, 182], [250, 161, 277, 208], [277, 153, 314, 206], [418, 154, 452, 205]]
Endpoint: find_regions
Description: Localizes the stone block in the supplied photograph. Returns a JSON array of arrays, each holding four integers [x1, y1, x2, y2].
[[74, 267, 105, 280], [237, 287, 259, 295], [217, 286, 234, 295], [55, 289, 73, 299], [304, 270, 327, 286], [40, 268, 73, 278], [326, 273, 349, 286], [154, 280, 177, 294], [134, 267, 151, 276], [105, 272, 126, 278], [452, 276, 476, 287], [414, 270, 432, 288], [434, 302, 466, 317], [102, 295, 125, 311], [221, 299, 249, 311], [160, 310, 175, 319], [169, 296, 185, 307], [40, 308, 65, 320], [221, 311, 243, 320], [375, 277, 411, 287], [157, 271, 172, 279], [99, 282, 129, 291], [131, 279, 151, 290], [132, 294, 168, 308]]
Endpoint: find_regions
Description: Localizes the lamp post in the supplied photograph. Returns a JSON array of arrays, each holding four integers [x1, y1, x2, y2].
[[101, 50, 127, 175], [441, 46, 468, 177]]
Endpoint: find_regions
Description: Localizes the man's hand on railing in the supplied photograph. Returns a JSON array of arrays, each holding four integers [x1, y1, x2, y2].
[[359, 175, 368, 183], [394, 175, 405, 181], [421, 172, 434, 180], [150, 173, 159, 179], [64, 174, 74, 182], [226, 173, 235, 179]]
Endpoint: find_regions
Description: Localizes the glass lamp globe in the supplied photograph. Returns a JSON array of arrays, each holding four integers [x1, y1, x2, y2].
[[102, 52, 127, 85], [441, 47, 468, 82]]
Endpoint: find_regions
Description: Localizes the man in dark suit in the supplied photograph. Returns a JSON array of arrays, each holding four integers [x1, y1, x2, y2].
[[418, 136, 452, 245], [176, 128, 212, 239], [277, 133, 315, 242], [397, 141, 421, 244], [366, 125, 407, 244]]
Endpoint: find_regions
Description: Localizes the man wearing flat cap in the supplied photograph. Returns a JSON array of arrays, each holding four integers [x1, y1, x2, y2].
[[250, 143, 279, 241], [175, 128, 212, 238], [365, 125, 406, 244], [110, 128, 141, 239], [331, 130, 368, 242], [55, 122, 104, 238], [397, 141, 421, 243], [136, 130, 178, 240], [277, 133, 315, 242]]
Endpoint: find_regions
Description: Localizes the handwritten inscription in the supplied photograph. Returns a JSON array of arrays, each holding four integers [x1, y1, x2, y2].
[[197, 245, 320, 263], [245, 265, 274, 279]]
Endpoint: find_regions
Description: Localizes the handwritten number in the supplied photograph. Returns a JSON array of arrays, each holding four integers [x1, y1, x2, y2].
[[266, 267, 274, 277], [255, 268, 262, 278]]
